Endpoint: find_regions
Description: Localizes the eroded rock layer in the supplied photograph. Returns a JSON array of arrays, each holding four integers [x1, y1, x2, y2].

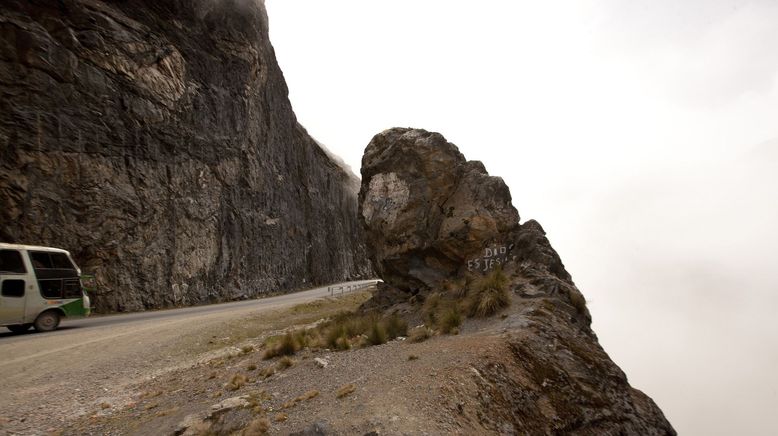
[[359, 128, 675, 434], [0, 0, 371, 311]]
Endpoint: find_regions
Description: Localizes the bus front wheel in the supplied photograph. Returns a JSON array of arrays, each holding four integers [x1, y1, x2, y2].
[[34, 311, 61, 332], [7, 324, 32, 333]]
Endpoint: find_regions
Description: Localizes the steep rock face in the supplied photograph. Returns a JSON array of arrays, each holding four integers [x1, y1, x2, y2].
[[359, 128, 675, 434], [0, 0, 371, 311]]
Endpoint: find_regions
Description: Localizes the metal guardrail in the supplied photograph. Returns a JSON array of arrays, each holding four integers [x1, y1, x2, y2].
[[327, 280, 379, 296]]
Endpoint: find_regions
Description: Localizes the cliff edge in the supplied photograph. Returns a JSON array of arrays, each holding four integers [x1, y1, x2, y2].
[[358, 128, 675, 434]]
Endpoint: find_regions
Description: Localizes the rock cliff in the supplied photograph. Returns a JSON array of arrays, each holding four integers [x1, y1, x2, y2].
[[0, 0, 371, 312], [359, 128, 675, 434]]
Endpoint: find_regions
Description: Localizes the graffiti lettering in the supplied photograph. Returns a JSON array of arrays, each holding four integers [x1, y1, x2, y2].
[[466, 244, 516, 273]]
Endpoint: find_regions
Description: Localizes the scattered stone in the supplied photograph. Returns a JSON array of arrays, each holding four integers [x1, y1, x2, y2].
[[209, 395, 250, 415], [313, 358, 329, 369]]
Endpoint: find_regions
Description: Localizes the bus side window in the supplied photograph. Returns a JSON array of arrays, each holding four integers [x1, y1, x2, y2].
[[39, 279, 63, 299], [63, 279, 81, 298], [30, 252, 53, 269], [1, 280, 25, 297], [0, 250, 26, 274], [51, 253, 76, 270]]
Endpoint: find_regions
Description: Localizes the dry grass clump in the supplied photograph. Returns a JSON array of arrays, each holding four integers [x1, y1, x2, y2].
[[224, 373, 249, 391], [262, 331, 307, 360], [241, 417, 270, 435], [240, 345, 255, 354], [568, 288, 587, 314], [261, 312, 408, 357], [438, 307, 462, 334], [408, 325, 431, 343], [297, 389, 319, 401], [419, 268, 511, 334], [408, 354, 419, 361], [462, 268, 510, 317], [274, 412, 288, 422], [276, 356, 295, 370], [155, 407, 178, 417], [247, 363, 257, 371], [282, 389, 320, 409], [139, 390, 163, 399], [321, 312, 406, 349], [259, 365, 276, 379], [423, 293, 462, 334], [336, 383, 356, 399]]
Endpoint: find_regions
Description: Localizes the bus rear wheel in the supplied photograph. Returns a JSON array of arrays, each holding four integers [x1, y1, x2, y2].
[[7, 324, 32, 333], [34, 311, 61, 332]]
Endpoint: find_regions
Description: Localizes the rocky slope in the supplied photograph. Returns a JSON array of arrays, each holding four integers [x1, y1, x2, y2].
[[358, 128, 675, 434], [0, 0, 371, 311]]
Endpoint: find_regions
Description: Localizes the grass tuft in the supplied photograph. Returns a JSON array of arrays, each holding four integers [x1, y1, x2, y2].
[[438, 307, 462, 334], [463, 268, 510, 317], [408, 325, 431, 343], [242, 417, 270, 435], [259, 365, 276, 379], [224, 373, 248, 391], [336, 383, 356, 399], [276, 356, 295, 371]]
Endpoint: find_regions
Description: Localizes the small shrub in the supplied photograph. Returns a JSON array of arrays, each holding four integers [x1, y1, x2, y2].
[[336, 383, 356, 399], [241, 345, 255, 354], [274, 412, 288, 422]]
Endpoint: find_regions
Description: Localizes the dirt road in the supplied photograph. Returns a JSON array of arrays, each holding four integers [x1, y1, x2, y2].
[[0, 281, 375, 435]]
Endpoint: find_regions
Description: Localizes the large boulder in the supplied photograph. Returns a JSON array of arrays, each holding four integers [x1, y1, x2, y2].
[[359, 128, 521, 292]]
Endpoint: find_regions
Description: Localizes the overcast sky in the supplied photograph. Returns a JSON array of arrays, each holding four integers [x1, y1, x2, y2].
[[265, 1, 778, 434]]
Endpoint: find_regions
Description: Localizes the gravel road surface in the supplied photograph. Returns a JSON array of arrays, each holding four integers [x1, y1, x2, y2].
[[0, 280, 375, 435]]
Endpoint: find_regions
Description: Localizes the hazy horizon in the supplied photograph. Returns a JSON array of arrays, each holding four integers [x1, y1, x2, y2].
[[265, 1, 778, 434]]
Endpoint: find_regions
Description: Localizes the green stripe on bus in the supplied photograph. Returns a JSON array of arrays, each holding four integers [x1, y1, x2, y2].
[[59, 298, 90, 317]]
